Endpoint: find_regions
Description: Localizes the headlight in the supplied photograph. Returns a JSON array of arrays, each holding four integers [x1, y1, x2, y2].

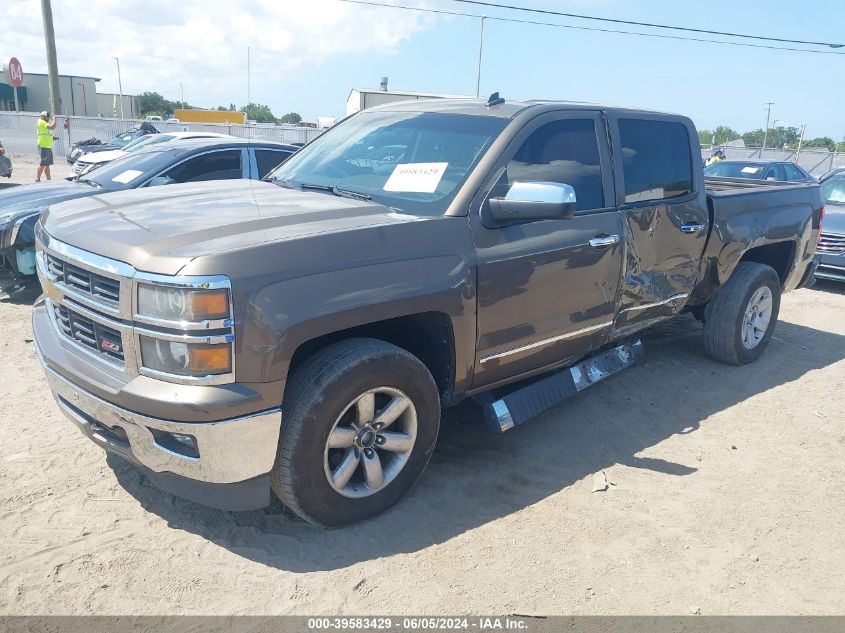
[[139, 337, 232, 376], [137, 284, 230, 322]]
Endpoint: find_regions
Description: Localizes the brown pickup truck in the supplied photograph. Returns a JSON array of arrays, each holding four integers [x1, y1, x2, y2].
[[32, 97, 823, 526]]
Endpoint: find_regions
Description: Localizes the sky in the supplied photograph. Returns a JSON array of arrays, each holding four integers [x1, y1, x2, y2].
[[3, 0, 844, 140]]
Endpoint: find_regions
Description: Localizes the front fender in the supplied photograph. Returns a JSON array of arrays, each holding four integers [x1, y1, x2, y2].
[[240, 253, 476, 389]]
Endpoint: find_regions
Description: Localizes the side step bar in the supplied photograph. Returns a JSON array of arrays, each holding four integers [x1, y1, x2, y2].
[[481, 339, 644, 433]]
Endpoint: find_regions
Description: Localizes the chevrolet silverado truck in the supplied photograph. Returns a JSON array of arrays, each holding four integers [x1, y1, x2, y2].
[[32, 97, 823, 527]]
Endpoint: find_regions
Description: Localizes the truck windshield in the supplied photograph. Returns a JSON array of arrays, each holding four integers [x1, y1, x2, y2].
[[266, 111, 508, 215]]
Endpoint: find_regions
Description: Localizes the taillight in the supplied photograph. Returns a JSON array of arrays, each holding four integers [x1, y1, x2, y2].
[[817, 205, 825, 246]]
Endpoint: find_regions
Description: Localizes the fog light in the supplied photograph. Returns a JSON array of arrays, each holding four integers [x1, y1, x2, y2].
[[150, 429, 199, 459]]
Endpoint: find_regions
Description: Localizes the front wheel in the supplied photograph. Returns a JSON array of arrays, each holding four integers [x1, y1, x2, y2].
[[270, 338, 441, 527], [703, 262, 781, 365]]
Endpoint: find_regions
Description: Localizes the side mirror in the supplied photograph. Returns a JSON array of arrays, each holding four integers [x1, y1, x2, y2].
[[147, 175, 175, 187], [489, 182, 577, 223]]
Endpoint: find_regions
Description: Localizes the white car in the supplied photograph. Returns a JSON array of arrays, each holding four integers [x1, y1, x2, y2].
[[73, 132, 235, 176]]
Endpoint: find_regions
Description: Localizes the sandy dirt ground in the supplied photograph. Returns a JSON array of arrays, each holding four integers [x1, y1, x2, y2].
[[0, 279, 843, 615], [2, 153, 72, 186]]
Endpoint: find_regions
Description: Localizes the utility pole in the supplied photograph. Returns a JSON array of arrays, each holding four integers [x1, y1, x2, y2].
[[40, 0, 62, 115], [476, 15, 485, 98], [247, 46, 251, 106], [795, 123, 806, 161], [112, 56, 125, 119], [762, 102, 774, 150], [179, 82, 184, 109]]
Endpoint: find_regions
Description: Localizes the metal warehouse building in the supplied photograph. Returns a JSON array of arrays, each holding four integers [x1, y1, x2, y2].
[[0, 71, 137, 118]]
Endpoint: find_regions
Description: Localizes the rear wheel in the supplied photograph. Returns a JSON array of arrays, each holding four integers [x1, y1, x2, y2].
[[703, 262, 781, 365], [270, 338, 440, 527]]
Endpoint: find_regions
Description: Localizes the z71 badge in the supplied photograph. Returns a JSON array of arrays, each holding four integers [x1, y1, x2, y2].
[[100, 339, 121, 354]]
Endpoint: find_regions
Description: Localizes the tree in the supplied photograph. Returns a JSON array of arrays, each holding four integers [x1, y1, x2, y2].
[[698, 129, 713, 146], [803, 137, 835, 151], [713, 125, 741, 145], [240, 102, 276, 123], [742, 128, 766, 148], [278, 112, 302, 124], [137, 91, 175, 116]]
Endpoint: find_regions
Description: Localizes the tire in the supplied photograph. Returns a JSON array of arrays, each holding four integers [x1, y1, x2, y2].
[[270, 338, 441, 527], [703, 262, 781, 365]]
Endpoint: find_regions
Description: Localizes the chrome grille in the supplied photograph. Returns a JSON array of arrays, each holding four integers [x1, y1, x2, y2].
[[53, 303, 125, 364], [818, 232, 845, 255], [46, 254, 120, 303], [73, 160, 91, 176]]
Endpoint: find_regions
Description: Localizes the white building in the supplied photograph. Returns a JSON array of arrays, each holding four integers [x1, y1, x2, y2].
[[346, 88, 472, 116]]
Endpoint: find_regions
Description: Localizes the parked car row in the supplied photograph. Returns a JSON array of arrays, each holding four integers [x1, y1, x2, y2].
[[0, 140, 11, 179], [71, 131, 236, 176], [21, 96, 826, 526], [703, 159, 815, 183], [815, 167, 845, 282], [0, 138, 296, 282], [67, 121, 160, 164]]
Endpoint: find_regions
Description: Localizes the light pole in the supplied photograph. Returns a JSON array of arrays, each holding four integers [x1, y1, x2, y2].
[[179, 82, 184, 110], [762, 102, 774, 150], [40, 0, 62, 115], [112, 56, 125, 119], [795, 124, 806, 161], [476, 15, 485, 98]]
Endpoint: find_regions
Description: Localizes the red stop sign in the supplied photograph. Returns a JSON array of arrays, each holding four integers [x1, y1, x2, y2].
[[7, 57, 23, 87]]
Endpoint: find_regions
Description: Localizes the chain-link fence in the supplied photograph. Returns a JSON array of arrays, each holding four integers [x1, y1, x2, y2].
[[3, 110, 841, 176], [0, 111, 325, 159], [700, 145, 844, 176]]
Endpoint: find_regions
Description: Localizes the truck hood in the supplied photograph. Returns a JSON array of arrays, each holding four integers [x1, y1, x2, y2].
[[41, 180, 430, 275], [0, 181, 96, 219], [79, 149, 126, 164]]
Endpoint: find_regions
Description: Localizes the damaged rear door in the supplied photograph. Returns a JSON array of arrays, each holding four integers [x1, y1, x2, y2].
[[607, 113, 709, 337]]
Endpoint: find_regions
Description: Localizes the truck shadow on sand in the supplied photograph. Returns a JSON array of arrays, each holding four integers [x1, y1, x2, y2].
[[110, 314, 845, 572]]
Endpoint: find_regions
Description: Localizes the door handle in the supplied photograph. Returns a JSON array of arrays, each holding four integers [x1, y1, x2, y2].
[[680, 223, 706, 234], [589, 235, 620, 248]]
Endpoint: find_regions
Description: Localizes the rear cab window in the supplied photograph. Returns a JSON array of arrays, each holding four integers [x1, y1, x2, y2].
[[618, 119, 693, 204]]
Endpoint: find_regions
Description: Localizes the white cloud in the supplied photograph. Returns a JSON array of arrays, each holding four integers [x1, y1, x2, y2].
[[3, 0, 436, 108]]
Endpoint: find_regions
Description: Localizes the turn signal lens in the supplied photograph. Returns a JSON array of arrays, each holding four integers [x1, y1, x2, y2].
[[188, 291, 229, 320], [189, 346, 231, 373]]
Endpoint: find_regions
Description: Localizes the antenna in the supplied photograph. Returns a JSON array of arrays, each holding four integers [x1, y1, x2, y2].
[[486, 92, 505, 107]]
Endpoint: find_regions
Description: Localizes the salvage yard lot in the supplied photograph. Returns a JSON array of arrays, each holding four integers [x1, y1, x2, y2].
[[1, 282, 843, 615]]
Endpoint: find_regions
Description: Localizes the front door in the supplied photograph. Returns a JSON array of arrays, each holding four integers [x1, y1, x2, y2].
[[470, 111, 624, 389], [607, 115, 709, 337]]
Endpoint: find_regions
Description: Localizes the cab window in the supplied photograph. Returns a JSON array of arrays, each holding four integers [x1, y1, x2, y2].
[[619, 119, 693, 203], [163, 150, 243, 183], [493, 118, 605, 212]]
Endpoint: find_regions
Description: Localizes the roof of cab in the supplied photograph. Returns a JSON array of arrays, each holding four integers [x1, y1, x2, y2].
[[366, 97, 682, 120]]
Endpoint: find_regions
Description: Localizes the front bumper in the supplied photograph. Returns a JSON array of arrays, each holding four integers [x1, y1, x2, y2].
[[815, 253, 845, 282], [34, 305, 283, 510]]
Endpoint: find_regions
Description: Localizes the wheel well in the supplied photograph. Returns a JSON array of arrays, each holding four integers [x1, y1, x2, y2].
[[739, 241, 795, 285], [287, 312, 456, 403]]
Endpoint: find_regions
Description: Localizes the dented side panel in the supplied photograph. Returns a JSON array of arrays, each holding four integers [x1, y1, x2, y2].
[[605, 113, 710, 340]]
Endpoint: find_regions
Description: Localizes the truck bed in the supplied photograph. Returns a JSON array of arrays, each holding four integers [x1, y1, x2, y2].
[[704, 176, 815, 197]]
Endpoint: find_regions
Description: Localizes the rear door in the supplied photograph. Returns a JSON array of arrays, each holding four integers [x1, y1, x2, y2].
[[470, 110, 624, 388], [606, 114, 709, 337]]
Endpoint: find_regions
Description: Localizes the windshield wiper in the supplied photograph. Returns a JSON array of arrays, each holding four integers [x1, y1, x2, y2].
[[272, 178, 371, 201], [82, 179, 102, 188]]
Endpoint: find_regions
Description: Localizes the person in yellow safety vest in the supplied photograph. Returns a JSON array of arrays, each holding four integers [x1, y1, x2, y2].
[[705, 149, 725, 167], [36, 111, 57, 182]]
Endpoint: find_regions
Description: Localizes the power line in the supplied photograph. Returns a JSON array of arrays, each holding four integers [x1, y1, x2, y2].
[[334, 0, 845, 55], [454, 0, 844, 49]]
